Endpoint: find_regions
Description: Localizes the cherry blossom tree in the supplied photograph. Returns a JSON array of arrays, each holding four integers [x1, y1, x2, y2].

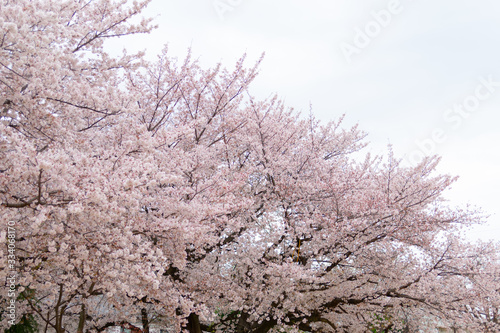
[[171, 99, 500, 332], [1, 1, 499, 333], [0, 0, 174, 332]]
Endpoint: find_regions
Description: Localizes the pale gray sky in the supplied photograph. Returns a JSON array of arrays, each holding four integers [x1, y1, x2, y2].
[[108, 0, 500, 240]]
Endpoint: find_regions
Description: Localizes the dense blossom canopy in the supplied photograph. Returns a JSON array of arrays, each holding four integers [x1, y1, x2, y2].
[[1, 1, 499, 332]]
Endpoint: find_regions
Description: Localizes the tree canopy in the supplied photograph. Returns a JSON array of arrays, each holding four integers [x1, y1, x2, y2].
[[1, 1, 499, 332]]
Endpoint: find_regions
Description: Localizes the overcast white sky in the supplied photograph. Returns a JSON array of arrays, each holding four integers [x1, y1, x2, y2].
[[108, 0, 500, 241]]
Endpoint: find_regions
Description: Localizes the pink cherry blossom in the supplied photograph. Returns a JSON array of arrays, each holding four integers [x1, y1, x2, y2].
[[1, 1, 499, 333]]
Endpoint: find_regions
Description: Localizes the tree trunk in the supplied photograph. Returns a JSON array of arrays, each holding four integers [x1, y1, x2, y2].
[[236, 312, 251, 333], [55, 305, 66, 333], [186, 313, 202, 333], [141, 308, 150, 333], [77, 303, 86, 333]]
